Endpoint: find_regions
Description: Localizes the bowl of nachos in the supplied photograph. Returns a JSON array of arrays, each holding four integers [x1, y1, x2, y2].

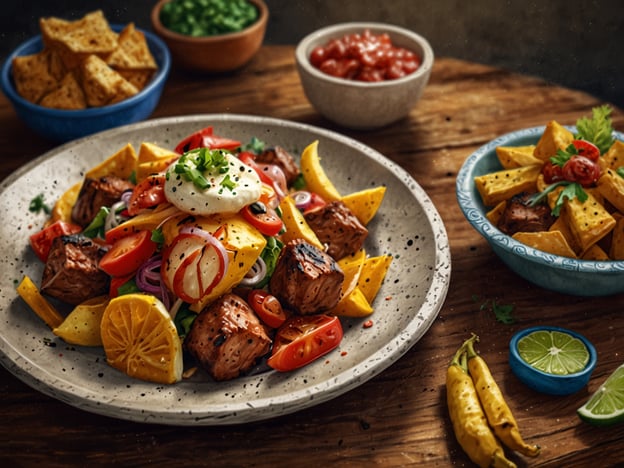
[[456, 106, 624, 296], [1, 10, 170, 142]]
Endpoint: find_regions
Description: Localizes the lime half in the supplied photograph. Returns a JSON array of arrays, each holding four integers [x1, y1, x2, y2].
[[578, 364, 624, 426], [517, 329, 589, 375]]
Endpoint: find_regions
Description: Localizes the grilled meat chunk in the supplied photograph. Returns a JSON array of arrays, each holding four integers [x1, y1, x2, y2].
[[497, 192, 556, 235], [304, 200, 368, 260], [255, 145, 300, 186], [40, 234, 109, 305], [269, 239, 344, 315], [185, 293, 271, 381], [71, 176, 135, 227]]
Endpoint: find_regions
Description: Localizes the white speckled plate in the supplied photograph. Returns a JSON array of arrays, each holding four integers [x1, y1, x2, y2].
[[0, 115, 450, 425]]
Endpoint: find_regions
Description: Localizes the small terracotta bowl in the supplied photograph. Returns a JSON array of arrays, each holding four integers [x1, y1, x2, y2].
[[150, 0, 268, 73]]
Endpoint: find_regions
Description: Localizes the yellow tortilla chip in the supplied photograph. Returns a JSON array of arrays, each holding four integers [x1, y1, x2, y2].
[[564, 191, 616, 252], [329, 286, 373, 317], [474, 164, 541, 206], [512, 230, 577, 258], [602, 140, 624, 170], [609, 216, 624, 260], [597, 168, 624, 213], [117, 68, 154, 91], [136, 142, 178, 182], [106, 23, 157, 71], [278, 195, 323, 250], [357, 255, 392, 304], [533, 120, 574, 161], [40, 10, 117, 56], [11, 50, 60, 103], [486, 200, 506, 226], [85, 143, 138, 180], [79, 54, 138, 107], [496, 145, 541, 169], [48, 182, 81, 225], [39, 71, 86, 110], [549, 214, 580, 255], [340, 186, 386, 226], [582, 244, 610, 261]]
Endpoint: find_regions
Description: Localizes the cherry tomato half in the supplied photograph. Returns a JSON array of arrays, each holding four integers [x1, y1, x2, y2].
[[99, 230, 157, 277], [174, 126, 241, 154], [241, 201, 283, 237], [267, 315, 344, 372], [542, 161, 564, 184], [562, 155, 601, 186], [29, 220, 82, 262], [127, 174, 167, 216], [247, 289, 288, 328], [572, 139, 600, 161]]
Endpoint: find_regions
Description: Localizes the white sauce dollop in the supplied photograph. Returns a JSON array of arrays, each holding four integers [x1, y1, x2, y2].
[[164, 152, 262, 215]]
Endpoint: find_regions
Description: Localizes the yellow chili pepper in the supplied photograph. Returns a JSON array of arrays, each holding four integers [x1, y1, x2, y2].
[[466, 334, 541, 458], [446, 338, 517, 468]]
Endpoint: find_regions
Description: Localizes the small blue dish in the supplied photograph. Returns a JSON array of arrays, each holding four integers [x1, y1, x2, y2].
[[1, 24, 171, 142], [456, 126, 624, 296], [509, 326, 597, 396]]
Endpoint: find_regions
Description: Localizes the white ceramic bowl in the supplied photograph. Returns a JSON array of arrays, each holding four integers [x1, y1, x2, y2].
[[295, 22, 434, 130], [456, 126, 624, 296]]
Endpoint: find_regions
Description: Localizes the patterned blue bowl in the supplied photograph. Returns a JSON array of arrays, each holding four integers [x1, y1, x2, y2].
[[456, 126, 624, 296], [1, 24, 170, 142]]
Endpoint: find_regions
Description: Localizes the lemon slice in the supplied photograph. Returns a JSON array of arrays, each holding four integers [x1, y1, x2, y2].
[[100, 293, 183, 384], [53, 295, 110, 346], [300, 140, 341, 202], [517, 329, 589, 375], [578, 364, 624, 426]]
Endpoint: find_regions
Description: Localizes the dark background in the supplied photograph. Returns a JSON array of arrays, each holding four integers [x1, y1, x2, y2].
[[1, 0, 623, 107]]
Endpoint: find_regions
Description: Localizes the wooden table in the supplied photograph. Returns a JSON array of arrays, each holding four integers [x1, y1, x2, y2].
[[2, 45, 623, 467]]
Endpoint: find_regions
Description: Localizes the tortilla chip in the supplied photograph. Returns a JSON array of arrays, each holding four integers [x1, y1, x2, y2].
[[85, 143, 138, 180], [533, 120, 574, 161], [549, 214, 581, 255], [107, 78, 139, 104], [564, 191, 616, 252], [496, 145, 541, 169], [609, 216, 624, 260], [107, 23, 157, 70], [597, 168, 624, 213], [136, 142, 178, 181], [40, 10, 117, 55], [79, 54, 136, 107], [117, 69, 154, 91], [512, 230, 577, 258], [601, 140, 624, 170], [486, 200, 506, 226], [39, 72, 86, 110], [582, 244, 610, 261], [12, 50, 60, 103], [474, 164, 541, 206]]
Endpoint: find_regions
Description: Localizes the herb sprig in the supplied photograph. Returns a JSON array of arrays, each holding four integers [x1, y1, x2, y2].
[[575, 105, 615, 154]]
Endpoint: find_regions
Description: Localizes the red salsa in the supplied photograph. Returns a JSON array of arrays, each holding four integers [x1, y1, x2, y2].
[[309, 29, 421, 82]]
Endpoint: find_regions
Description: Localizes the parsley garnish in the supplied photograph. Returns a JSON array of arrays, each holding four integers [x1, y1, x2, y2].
[[241, 136, 266, 154], [552, 182, 587, 216], [173, 148, 231, 190], [575, 105, 615, 154], [29, 193, 51, 215], [474, 296, 517, 324]]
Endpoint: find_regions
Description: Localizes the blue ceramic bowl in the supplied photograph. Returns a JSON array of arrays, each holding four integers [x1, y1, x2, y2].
[[1, 25, 171, 142], [509, 326, 597, 395], [456, 126, 624, 296]]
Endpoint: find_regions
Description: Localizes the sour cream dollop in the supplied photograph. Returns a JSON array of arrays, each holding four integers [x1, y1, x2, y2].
[[164, 150, 262, 215]]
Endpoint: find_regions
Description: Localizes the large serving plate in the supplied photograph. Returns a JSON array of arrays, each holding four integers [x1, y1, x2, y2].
[[0, 114, 450, 425]]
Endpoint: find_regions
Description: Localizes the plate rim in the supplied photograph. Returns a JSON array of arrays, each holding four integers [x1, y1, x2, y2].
[[0, 113, 451, 425]]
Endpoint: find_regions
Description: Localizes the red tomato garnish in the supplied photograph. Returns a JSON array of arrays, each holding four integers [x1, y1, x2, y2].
[[161, 227, 228, 303], [241, 202, 283, 237], [572, 139, 600, 161], [127, 174, 167, 216], [267, 315, 344, 372], [174, 126, 241, 154], [562, 155, 601, 186], [247, 289, 288, 328], [99, 230, 157, 277], [29, 220, 82, 262], [542, 161, 564, 184]]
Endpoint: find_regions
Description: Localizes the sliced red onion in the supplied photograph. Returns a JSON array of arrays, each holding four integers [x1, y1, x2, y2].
[[291, 190, 312, 210], [136, 255, 164, 295], [104, 200, 127, 232], [239, 256, 267, 287], [257, 163, 287, 199]]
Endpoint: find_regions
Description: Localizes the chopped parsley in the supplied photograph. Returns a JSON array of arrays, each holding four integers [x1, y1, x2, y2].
[[29, 193, 51, 215], [575, 104, 615, 154], [474, 295, 517, 324]]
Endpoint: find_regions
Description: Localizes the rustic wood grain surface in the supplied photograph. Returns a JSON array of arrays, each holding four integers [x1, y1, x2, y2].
[[1, 46, 623, 467]]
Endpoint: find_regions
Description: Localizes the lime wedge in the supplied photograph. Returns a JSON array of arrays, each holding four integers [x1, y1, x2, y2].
[[578, 364, 624, 426], [517, 329, 589, 375]]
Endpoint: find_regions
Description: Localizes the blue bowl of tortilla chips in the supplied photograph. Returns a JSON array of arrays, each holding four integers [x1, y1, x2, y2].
[[1, 15, 170, 143], [456, 126, 624, 296]]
